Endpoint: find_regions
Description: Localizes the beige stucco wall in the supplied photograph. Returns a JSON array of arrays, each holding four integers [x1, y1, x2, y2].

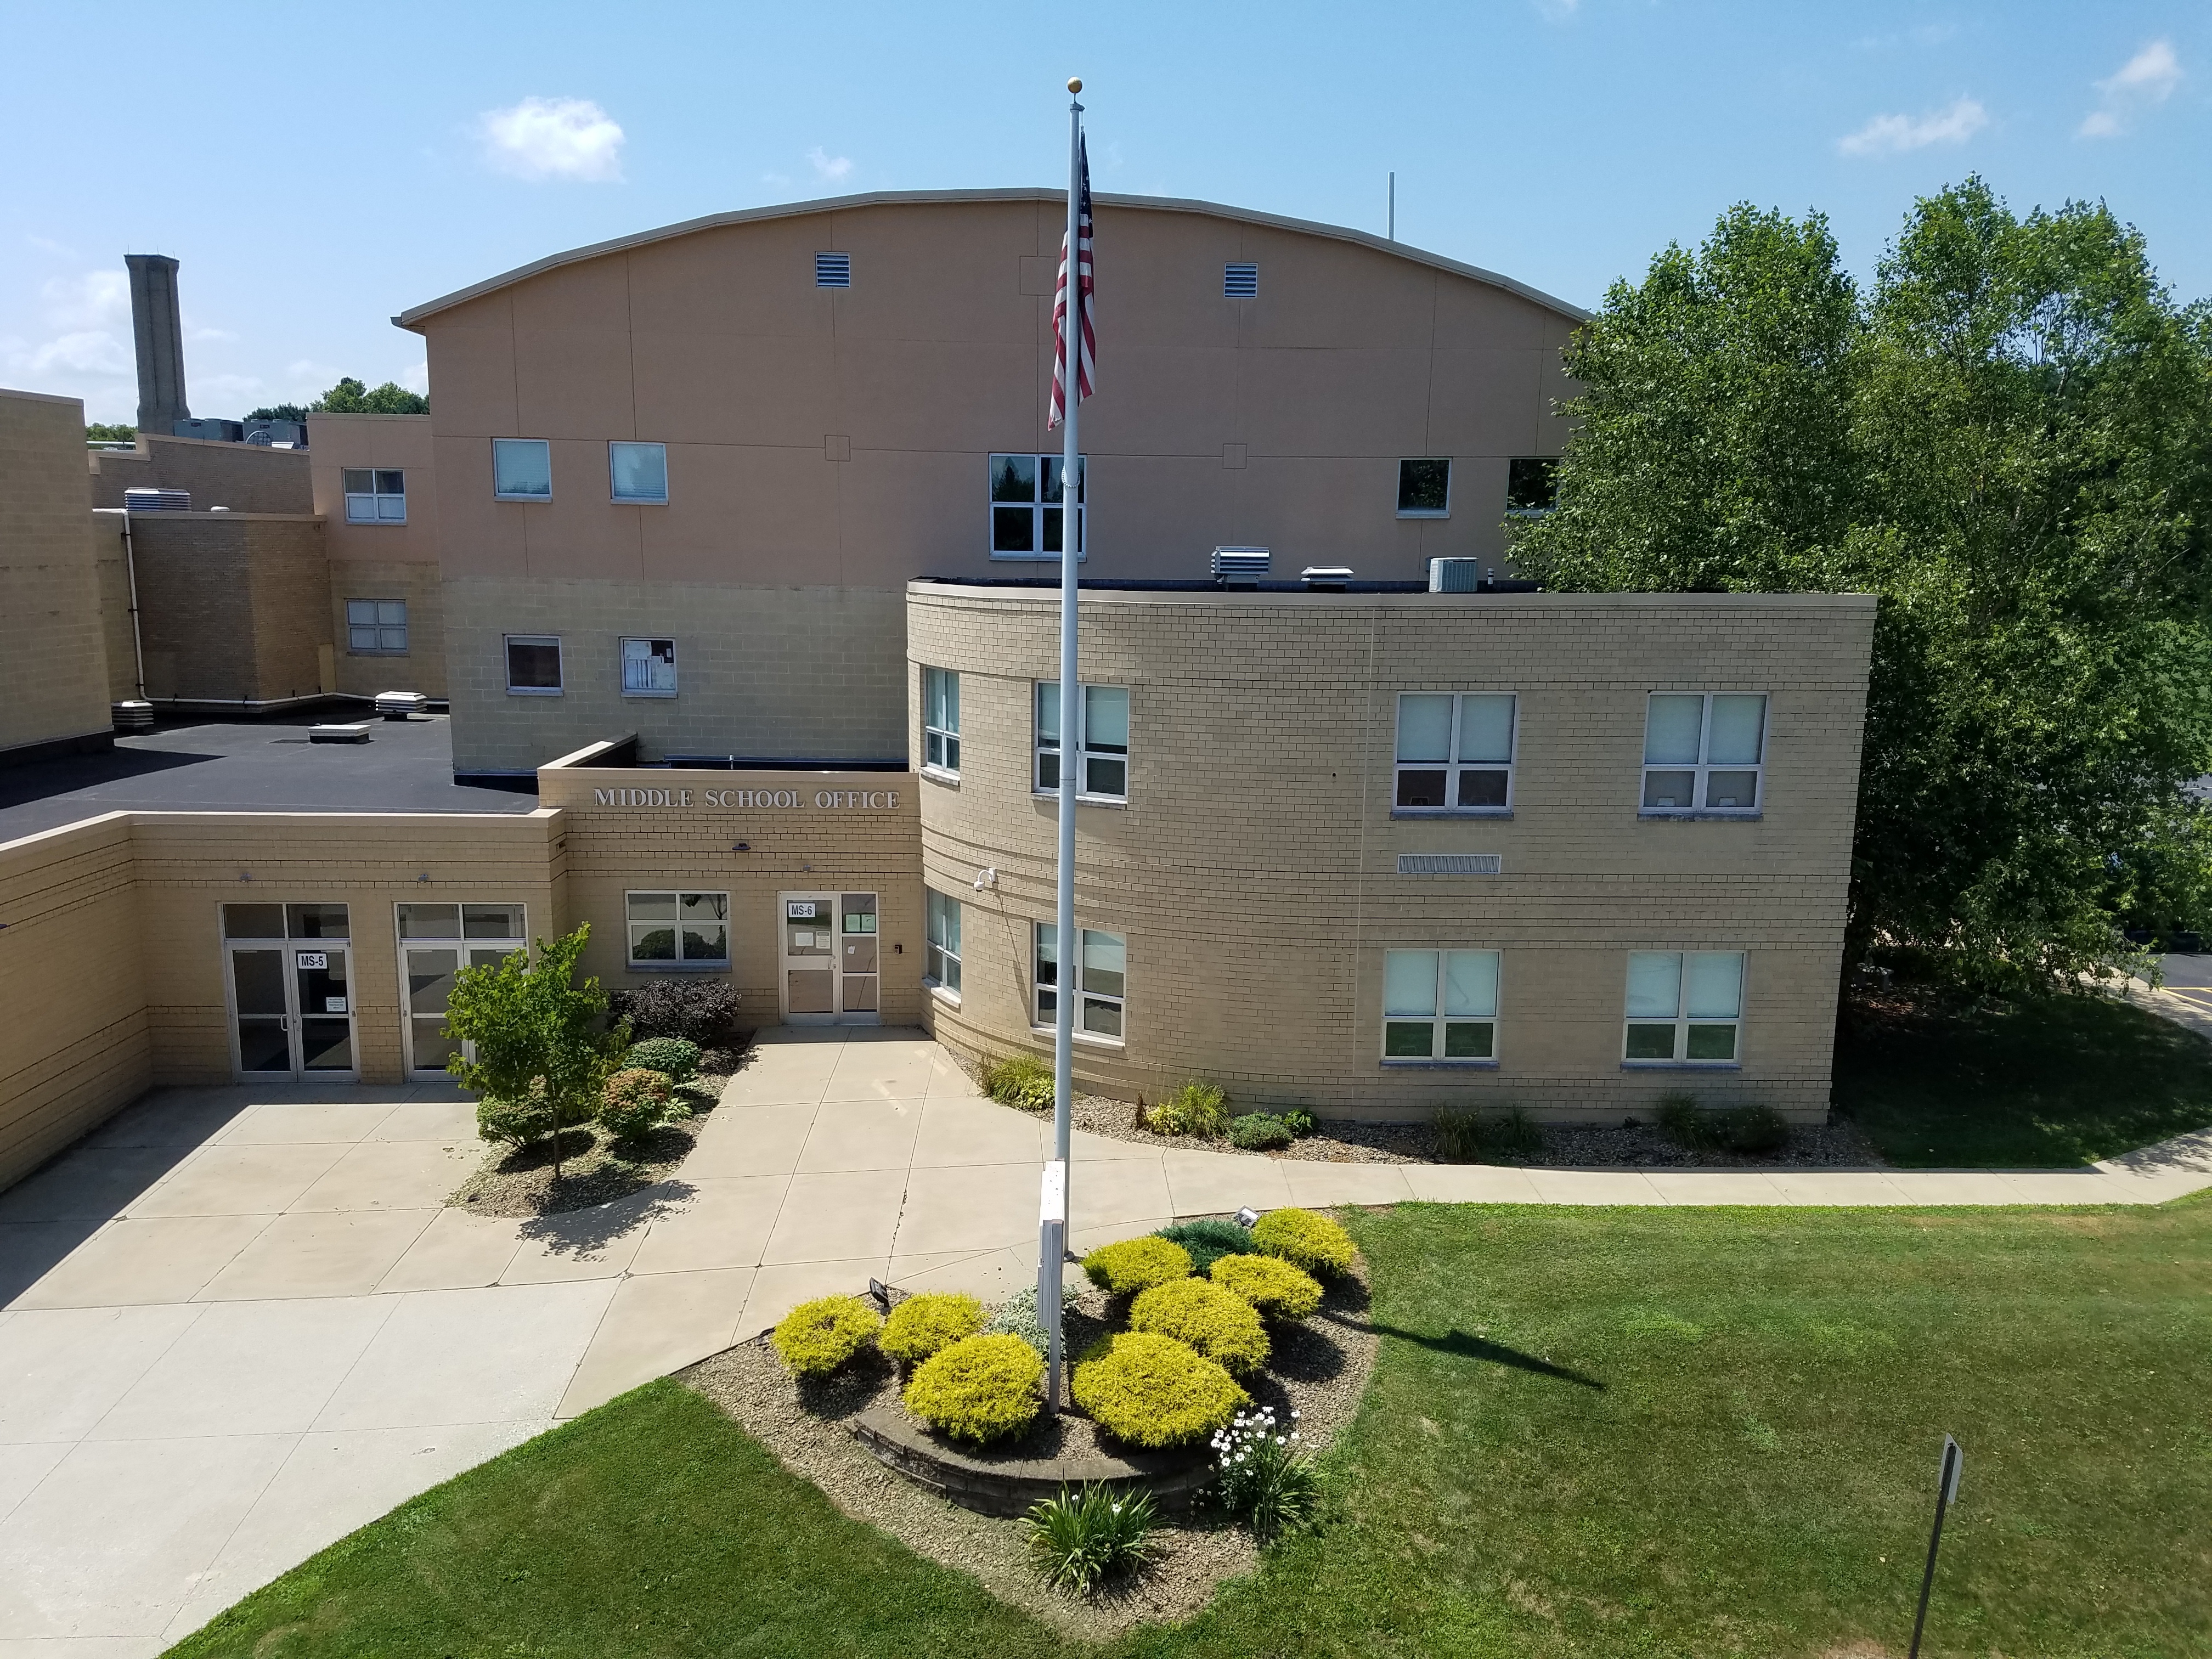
[[1, 388, 115, 757], [308, 414, 448, 699], [87, 431, 311, 514], [908, 583, 1876, 1121]]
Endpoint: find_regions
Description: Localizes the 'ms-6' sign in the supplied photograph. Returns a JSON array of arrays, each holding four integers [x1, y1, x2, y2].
[[591, 787, 901, 810]]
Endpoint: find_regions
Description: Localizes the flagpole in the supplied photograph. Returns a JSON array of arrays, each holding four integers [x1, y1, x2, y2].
[[1043, 76, 1084, 1415]]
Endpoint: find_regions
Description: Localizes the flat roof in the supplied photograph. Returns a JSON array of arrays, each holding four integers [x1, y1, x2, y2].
[[912, 578, 1878, 608]]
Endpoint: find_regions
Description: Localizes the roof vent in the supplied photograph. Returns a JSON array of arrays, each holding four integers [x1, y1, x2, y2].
[[1211, 546, 1269, 584], [1224, 262, 1258, 298], [1429, 558, 1484, 592], [122, 487, 190, 511], [815, 251, 851, 288], [1300, 565, 1353, 589]]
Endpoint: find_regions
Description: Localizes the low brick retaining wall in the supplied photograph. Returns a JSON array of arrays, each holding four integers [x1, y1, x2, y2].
[[850, 1404, 1212, 1517]]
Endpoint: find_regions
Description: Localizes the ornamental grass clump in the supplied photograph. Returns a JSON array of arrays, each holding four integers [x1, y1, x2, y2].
[[980, 1053, 1056, 1111], [903, 1333, 1044, 1444], [1210, 1252, 1323, 1321], [1211, 1404, 1319, 1541], [1145, 1079, 1231, 1137], [623, 1036, 701, 1085], [1128, 1277, 1270, 1376], [770, 1294, 881, 1378], [597, 1067, 675, 1142], [1251, 1207, 1357, 1278], [1081, 1234, 1193, 1295], [1071, 1332, 1248, 1448], [1025, 1483, 1158, 1596], [1154, 1218, 1256, 1274], [879, 1291, 986, 1365], [1655, 1091, 1791, 1155]]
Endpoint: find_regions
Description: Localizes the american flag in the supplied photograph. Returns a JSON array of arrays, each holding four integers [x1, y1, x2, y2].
[[1047, 134, 1094, 430]]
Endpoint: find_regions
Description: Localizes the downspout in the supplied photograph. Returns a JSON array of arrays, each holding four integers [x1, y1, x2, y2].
[[117, 507, 147, 699]]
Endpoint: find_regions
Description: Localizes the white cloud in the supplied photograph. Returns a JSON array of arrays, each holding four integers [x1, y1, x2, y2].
[[43, 268, 128, 331], [1837, 96, 1988, 157], [29, 331, 131, 376], [807, 146, 854, 183], [478, 96, 625, 182], [2079, 40, 2181, 138], [1533, 0, 1578, 19], [400, 361, 430, 395]]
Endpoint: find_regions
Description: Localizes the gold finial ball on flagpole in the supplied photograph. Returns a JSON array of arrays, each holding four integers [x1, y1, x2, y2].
[[1068, 77, 1082, 93]]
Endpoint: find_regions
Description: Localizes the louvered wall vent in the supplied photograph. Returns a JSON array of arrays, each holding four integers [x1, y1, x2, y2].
[[1224, 262, 1259, 297], [1397, 853, 1503, 876], [815, 251, 851, 287]]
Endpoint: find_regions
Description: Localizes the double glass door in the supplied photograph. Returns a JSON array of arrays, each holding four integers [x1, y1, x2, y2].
[[780, 892, 879, 1024], [398, 903, 527, 1077], [222, 902, 357, 1079]]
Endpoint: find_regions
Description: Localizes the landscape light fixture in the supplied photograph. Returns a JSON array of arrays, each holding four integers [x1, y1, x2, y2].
[[1234, 1206, 1260, 1228]]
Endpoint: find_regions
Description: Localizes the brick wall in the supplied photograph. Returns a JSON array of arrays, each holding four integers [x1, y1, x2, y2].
[[328, 557, 449, 698], [129, 514, 330, 703], [87, 432, 312, 514], [0, 389, 114, 755]]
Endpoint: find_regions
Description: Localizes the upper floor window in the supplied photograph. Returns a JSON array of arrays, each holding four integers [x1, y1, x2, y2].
[[343, 469, 405, 523], [1036, 922, 1125, 1041], [990, 453, 1085, 559], [1625, 950, 1744, 1063], [505, 635, 562, 695], [1506, 457, 1559, 515], [923, 667, 960, 775], [1224, 262, 1259, 297], [1036, 681, 1129, 801], [622, 637, 677, 697], [1397, 458, 1451, 517], [347, 599, 407, 654], [492, 438, 551, 500], [1395, 693, 1515, 811], [926, 890, 962, 994], [1383, 949, 1499, 1062], [610, 441, 668, 504], [1643, 693, 1767, 814], [627, 891, 730, 967]]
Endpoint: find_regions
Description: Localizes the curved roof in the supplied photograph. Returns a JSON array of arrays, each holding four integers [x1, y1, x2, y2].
[[392, 187, 1587, 331]]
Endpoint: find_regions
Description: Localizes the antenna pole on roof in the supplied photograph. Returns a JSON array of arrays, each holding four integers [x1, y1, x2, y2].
[[1388, 172, 1395, 241]]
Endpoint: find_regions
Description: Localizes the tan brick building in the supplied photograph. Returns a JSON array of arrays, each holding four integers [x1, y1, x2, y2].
[[1, 389, 115, 762]]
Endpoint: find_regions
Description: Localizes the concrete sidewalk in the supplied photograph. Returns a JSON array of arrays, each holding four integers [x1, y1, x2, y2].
[[3, 1028, 2209, 1649]]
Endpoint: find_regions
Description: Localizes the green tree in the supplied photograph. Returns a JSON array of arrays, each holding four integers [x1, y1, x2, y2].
[[246, 402, 309, 423], [311, 376, 428, 415], [84, 422, 136, 443], [442, 924, 630, 1178], [1512, 179, 2212, 991]]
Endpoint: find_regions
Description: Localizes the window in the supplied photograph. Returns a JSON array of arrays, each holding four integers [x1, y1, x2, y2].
[[626, 891, 730, 967], [1642, 693, 1767, 813], [923, 667, 960, 775], [395, 902, 525, 1076], [1036, 681, 1129, 800], [223, 902, 349, 940], [492, 438, 551, 500], [1624, 951, 1745, 1063], [342, 469, 405, 523], [1397, 458, 1451, 517], [989, 453, 1086, 558], [346, 599, 407, 654], [610, 441, 668, 504], [926, 890, 962, 994], [1506, 457, 1559, 514], [1395, 692, 1516, 811], [1224, 262, 1259, 297], [622, 637, 677, 697], [1036, 923, 1125, 1040], [1381, 949, 1499, 1062], [816, 251, 851, 287], [505, 635, 562, 695]]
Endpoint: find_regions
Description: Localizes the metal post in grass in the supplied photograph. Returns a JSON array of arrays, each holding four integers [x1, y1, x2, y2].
[[1907, 1434, 1964, 1659]]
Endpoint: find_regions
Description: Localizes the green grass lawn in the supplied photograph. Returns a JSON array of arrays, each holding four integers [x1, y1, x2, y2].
[[171, 1197, 2212, 1659], [1834, 990, 2212, 1166]]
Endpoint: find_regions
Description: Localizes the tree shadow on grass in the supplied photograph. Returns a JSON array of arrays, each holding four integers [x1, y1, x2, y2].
[[1375, 1324, 1607, 1390]]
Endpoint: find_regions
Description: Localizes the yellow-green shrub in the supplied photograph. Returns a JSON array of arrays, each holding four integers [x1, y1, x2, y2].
[[1128, 1277, 1269, 1375], [1251, 1207, 1356, 1277], [879, 1291, 985, 1365], [1210, 1252, 1323, 1319], [1072, 1333, 1247, 1448], [770, 1294, 881, 1378], [904, 1334, 1044, 1443], [1081, 1234, 1193, 1295]]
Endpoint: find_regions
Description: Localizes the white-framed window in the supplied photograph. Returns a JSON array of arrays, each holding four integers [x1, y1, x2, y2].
[[626, 891, 730, 967], [492, 438, 551, 500], [346, 599, 407, 654], [989, 453, 1086, 558], [1036, 922, 1125, 1041], [1397, 458, 1451, 517], [342, 468, 405, 523], [396, 902, 526, 1076], [1382, 949, 1499, 1062], [1036, 681, 1129, 801], [610, 441, 668, 504], [622, 637, 677, 697], [1506, 457, 1559, 516], [1395, 692, 1515, 811], [923, 667, 960, 775], [1624, 951, 1745, 1063], [505, 635, 562, 695], [1642, 693, 1767, 814], [926, 889, 962, 994]]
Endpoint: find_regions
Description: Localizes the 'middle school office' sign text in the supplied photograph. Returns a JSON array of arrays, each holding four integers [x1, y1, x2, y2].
[[591, 786, 901, 810]]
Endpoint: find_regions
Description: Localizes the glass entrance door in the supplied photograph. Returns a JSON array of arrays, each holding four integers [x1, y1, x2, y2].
[[222, 902, 358, 1080], [781, 894, 838, 1022], [229, 947, 292, 1073], [396, 903, 527, 1077], [838, 893, 879, 1020]]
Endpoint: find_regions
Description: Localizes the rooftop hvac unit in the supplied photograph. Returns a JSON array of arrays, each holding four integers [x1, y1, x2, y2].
[[244, 420, 306, 448], [172, 417, 242, 442], [122, 488, 190, 511], [374, 691, 430, 721], [1300, 565, 1354, 589], [1429, 557, 1485, 592], [112, 701, 154, 733], [1210, 546, 1269, 583]]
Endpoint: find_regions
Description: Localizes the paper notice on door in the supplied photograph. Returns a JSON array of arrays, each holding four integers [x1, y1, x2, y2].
[[324, 996, 349, 1013], [793, 931, 813, 947]]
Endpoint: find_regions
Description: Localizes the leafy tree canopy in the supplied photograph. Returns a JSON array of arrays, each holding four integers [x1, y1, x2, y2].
[[84, 422, 136, 443], [311, 376, 428, 415], [1512, 178, 2212, 992], [245, 402, 309, 422]]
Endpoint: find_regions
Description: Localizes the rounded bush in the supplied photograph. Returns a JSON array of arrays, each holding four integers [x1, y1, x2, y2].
[[1228, 1113, 1293, 1151], [597, 1068, 674, 1141], [770, 1294, 881, 1378], [625, 1036, 701, 1085], [880, 1291, 986, 1365], [1082, 1235, 1194, 1295], [1251, 1207, 1356, 1278], [904, 1333, 1045, 1443], [1072, 1333, 1248, 1449], [1210, 1252, 1323, 1320], [1128, 1277, 1269, 1375], [1282, 1109, 1317, 1138], [475, 1086, 555, 1149], [1154, 1218, 1255, 1274]]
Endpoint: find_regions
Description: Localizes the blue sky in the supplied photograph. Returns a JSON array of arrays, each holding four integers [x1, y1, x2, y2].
[[3, 1, 2204, 426]]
